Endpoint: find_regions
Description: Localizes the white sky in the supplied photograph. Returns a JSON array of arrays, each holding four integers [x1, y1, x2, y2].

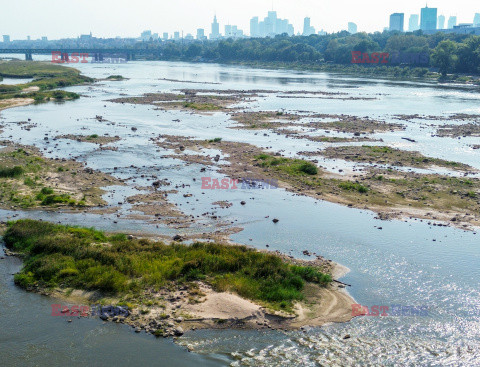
[[1, 0, 479, 39]]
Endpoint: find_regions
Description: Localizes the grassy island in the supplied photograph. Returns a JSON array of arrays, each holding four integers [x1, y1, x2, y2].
[[0, 61, 93, 109], [4, 219, 332, 311]]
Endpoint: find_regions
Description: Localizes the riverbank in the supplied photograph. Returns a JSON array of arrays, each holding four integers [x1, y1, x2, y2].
[[0, 143, 123, 209], [2, 219, 355, 337]]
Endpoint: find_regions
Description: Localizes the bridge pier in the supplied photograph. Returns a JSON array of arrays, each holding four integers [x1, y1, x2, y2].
[[25, 52, 33, 61], [60, 52, 70, 62], [93, 53, 104, 62]]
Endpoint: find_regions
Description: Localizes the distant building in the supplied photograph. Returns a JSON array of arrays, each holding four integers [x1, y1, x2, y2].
[[41, 36, 47, 41], [210, 15, 220, 39], [163, 32, 169, 41], [438, 15, 445, 29], [253, 11, 293, 37], [2, 35, 10, 43], [173, 31, 180, 41], [348, 22, 357, 34], [141, 30, 152, 41], [420, 6, 437, 31], [408, 14, 420, 31], [318, 29, 327, 36], [185, 33, 194, 41], [250, 16, 259, 37], [389, 13, 404, 32], [196, 29, 206, 40], [474, 13, 480, 27], [27, 36, 31, 41], [80, 32, 93, 41], [303, 17, 316, 36], [448, 16, 457, 29], [423, 23, 480, 35]]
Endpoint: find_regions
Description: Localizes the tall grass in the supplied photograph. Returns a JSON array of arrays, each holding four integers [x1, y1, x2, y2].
[[4, 220, 331, 309]]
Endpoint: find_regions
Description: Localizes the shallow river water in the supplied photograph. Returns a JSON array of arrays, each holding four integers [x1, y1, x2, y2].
[[1, 57, 480, 366]]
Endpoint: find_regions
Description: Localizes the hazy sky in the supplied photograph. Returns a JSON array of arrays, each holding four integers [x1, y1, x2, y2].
[[2, 0, 479, 39]]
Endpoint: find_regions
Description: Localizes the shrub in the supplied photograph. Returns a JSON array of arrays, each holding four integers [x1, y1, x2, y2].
[[338, 181, 369, 193], [298, 162, 318, 175], [0, 166, 24, 178]]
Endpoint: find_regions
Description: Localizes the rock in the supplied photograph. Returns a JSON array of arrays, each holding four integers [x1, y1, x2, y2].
[[173, 234, 183, 242], [343, 334, 351, 340], [240, 201, 246, 205], [174, 326, 184, 336], [175, 317, 184, 323], [131, 127, 137, 132], [272, 218, 279, 223]]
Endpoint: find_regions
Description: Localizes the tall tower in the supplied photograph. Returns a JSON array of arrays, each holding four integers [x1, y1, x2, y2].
[[210, 15, 220, 39], [420, 5, 437, 31], [474, 13, 480, 27], [409, 14, 420, 31], [389, 13, 405, 32], [447, 16, 457, 29], [438, 15, 445, 29]]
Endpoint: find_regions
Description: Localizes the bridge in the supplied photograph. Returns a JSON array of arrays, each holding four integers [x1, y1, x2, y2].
[[0, 48, 163, 61]]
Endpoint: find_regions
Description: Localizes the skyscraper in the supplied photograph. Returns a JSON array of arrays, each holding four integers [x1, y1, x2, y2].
[[210, 15, 220, 39], [474, 13, 480, 27], [303, 17, 315, 36], [438, 15, 445, 29], [420, 6, 437, 31], [447, 16, 457, 29], [197, 29, 206, 40], [250, 17, 259, 37], [409, 14, 420, 31], [253, 11, 294, 38], [390, 13, 404, 32], [348, 22, 357, 34], [2, 35, 10, 43], [225, 25, 232, 37]]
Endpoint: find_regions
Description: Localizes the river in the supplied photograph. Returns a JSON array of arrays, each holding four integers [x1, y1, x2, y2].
[[0, 57, 479, 366]]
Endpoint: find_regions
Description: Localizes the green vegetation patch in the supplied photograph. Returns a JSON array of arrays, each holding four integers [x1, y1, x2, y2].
[[255, 154, 318, 175], [5, 220, 332, 310]]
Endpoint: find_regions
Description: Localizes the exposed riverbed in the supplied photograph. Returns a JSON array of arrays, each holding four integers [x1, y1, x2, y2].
[[1, 57, 480, 366]]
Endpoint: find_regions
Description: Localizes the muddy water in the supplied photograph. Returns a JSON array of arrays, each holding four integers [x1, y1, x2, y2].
[[1, 57, 480, 366]]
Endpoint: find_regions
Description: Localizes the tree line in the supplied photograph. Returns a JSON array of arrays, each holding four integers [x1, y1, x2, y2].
[[147, 31, 480, 76]]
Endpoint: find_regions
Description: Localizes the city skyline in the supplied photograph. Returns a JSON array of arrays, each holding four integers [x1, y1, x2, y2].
[[1, 0, 479, 40]]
